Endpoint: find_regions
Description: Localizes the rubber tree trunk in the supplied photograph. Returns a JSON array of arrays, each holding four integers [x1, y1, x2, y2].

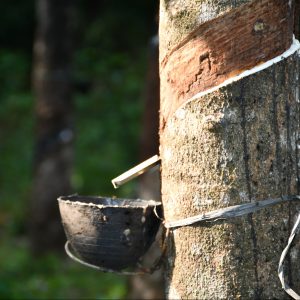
[[159, 0, 300, 298], [29, 0, 74, 253]]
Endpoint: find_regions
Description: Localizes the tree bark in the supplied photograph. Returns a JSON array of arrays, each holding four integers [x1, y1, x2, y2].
[[159, 0, 300, 298], [29, 0, 74, 253]]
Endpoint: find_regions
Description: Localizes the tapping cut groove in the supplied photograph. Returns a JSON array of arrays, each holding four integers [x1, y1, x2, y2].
[[160, 0, 293, 127]]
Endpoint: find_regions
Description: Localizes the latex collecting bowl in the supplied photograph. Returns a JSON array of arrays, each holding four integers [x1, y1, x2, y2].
[[58, 195, 162, 270]]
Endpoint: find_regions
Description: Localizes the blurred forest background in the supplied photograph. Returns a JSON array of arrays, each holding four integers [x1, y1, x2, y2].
[[0, 0, 159, 298]]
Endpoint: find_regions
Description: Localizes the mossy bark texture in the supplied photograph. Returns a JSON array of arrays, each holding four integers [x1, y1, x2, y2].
[[159, 0, 300, 299]]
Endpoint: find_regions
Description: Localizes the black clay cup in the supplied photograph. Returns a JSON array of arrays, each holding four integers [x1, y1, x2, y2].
[[58, 195, 162, 270]]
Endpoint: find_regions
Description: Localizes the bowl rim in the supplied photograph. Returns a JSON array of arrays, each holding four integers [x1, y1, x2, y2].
[[57, 195, 161, 209]]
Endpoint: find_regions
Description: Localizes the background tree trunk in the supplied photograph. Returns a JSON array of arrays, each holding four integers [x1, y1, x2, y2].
[[128, 35, 165, 300], [159, 0, 300, 298], [29, 0, 74, 253], [295, 0, 300, 39], [138, 35, 160, 202]]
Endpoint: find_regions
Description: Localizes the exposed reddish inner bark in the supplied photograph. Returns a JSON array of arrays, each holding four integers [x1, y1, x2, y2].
[[160, 0, 293, 130]]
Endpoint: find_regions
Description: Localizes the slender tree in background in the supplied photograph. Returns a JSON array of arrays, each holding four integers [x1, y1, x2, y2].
[[138, 35, 160, 202], [29, 0, 74, 253], [159, 0, 300, 298], [128, 35, 164, 300]]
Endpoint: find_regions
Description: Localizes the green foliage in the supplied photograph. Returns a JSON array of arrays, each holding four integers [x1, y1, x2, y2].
[[0, 239, 126, 299], [0, 50, 31, 94], [0, 110, 32, 235], [0, 51, 33, 236], [0, 0, 35, 51], [73, 49, 146, 198], [70, 0, 158, 199], [0, 0, 157, 298]]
